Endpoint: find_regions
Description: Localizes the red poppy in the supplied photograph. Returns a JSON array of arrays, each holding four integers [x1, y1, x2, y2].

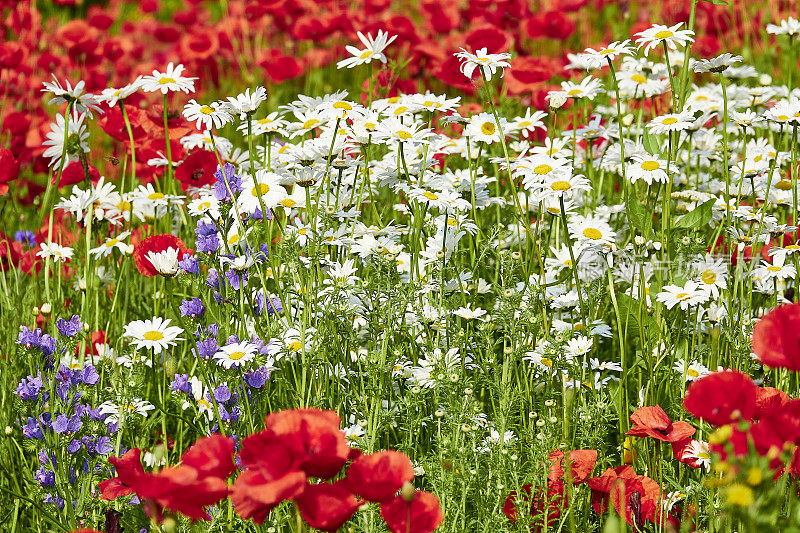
[[523, 11, 576, 40], [263, 408, 351, 479], [0, 149, 19, 184], [754, 386, 792, 419], [626, 406, 696, 443], [752, 302, 800, 371], [587, 466, 661, 528], [380, 490, 444, 533], [175, 150, 219, 190], [259, 52, 305, 84], [505, 55, 560, 95], [295, 480, 360, 532], [98, 106, 147, 144], [464, 25, 512, 54], [548, 449, 597, 484], [140, 464, 230, 521], [502, 481, 566, 529], [683, 370, 757, 426], [53, 160, 100, 188], [132, 234, 189, 277], [232, 433, 307, 524], [345, 450, 415, 502], [181, 434, 236, 479], [99, 448, 146, 500]]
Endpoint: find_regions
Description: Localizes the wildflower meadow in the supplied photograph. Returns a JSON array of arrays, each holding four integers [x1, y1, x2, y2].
[[4, 0, 800, 531]]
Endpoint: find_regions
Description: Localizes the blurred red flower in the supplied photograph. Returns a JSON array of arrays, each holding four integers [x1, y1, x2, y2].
[[683, 370, 757, 426], [752, 302, 800, 371]]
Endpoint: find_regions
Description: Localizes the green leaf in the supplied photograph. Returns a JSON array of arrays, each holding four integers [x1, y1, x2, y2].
[[642, 126, 659, 156], [626, 196, 653, 238], [699, 0, 728, 5], [674, 198, 716, 229], [615, 293, 662, 344]]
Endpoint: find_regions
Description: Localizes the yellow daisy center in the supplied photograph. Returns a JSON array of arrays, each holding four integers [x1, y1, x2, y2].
[[480, 122, 496, 135], [583, 228, 602, 240], [661, 117, 678, 125], [144, 331, 164, 341], [654, 30, 674, 39], [701, 270, 717, 284], [550, 180, 571, 191], [641, 160, 660, 171], [534, 164, 553, 175], [200, 105, 215, 114], [229, 351, 246, 360], [253, 183, 270, 196]]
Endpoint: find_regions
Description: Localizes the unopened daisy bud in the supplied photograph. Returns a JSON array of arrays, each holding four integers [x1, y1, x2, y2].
[[536, 418, 546, 427], [358, 419, 368, 428], [325, 205, 336, 214], [41, 302, 52, 314], [547, 91, 568, 109], [759, 74, 772, 86], [461, 423, 471, 432], [4, 426, 11, 435], [400, 481, 415, 503], [32, 306, 39, 316], [622, 113, 634, 126], [544, 400, 555, 407], [464, 387, 473, 395], [548, 416, 558, 424], [162, 518, 178, 533], [503, 346, 513, 354], [434, 409, 444, 418]]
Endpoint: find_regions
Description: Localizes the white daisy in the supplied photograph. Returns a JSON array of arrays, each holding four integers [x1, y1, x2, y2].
[[140, 62, 196, 94], [123, 317, 184, 354], [213, 341, 259, 369]]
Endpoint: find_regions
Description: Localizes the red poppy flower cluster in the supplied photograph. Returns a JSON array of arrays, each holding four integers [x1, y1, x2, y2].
[[100, 408, 443, 533], [0, 0, 777, 189], [752, 302, 800, 372], [502, 448, 597, 530], [683, 370, 800, 474]]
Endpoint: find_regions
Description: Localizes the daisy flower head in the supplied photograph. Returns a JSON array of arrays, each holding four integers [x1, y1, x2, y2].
[[41, 75, 102, 117], [452, 306, 488, 321], [222, 86, 268, 119], [242, 112, 288, 135], [90, 231, 132, 258], [560, 76, 604, 100], [37, 242, 74, 262], [565, 335, 593, 358], [540, 173, 593, 199], [213, 341, 259, 369], [98, 399, 155, 425], [42, 111, 90, 170], [682, 440, 711, 471], [237, 171, 287, 214], [464, 113, 507, 144], [568, 215, 617, 247], [182, 100, 232, 130], [140, 62, 196, 94], [123, 317, 184, 354], [626, 154, 673, 185], [98, 77, 143, 107], [454, 47, 512, 80], [145, 247, 181, 276], [511, 109, 547, 138], [337, 30, 398, 69], [635, 23, 695, 55], [648, 111, 694, 134], [582, 40, 634, 69], [656, 280, 709, 311], [767, 17, 800, 36], [374, 116, 433, 145], [518, 154, 572, 191], [692, 53, 743, 73]]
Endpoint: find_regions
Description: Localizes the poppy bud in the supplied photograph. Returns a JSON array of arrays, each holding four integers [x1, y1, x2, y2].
[[400, 481, 415, 503]]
